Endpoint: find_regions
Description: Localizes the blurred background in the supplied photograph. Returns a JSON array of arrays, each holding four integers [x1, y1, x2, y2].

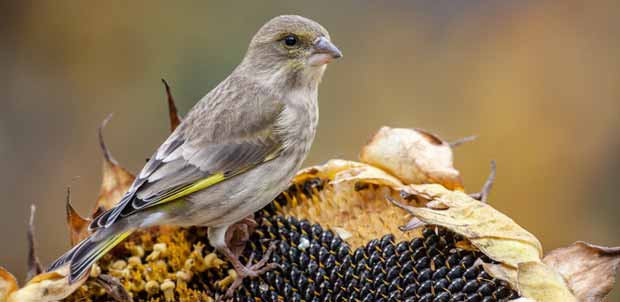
[[2, 0, 619, 298]]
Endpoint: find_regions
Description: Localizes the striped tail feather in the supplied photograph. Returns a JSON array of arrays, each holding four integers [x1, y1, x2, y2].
[[47, 229, 133, 283]]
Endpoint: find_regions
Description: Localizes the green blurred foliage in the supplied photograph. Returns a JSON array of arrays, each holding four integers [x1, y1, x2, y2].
[[1, 0, 619, 297]]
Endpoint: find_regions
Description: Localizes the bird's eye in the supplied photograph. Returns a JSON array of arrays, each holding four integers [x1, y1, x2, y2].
[[283, 35, 299, 47]]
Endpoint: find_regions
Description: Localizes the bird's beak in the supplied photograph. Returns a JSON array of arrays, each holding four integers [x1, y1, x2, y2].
[[308, 36, 343, 67]]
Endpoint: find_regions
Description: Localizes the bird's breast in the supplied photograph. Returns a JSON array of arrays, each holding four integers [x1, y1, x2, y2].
[[278, 89, 319, 155]]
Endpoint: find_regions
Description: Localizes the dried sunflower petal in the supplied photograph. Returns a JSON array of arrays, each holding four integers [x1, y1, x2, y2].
[[94, 114, 135, 213], [6, 265, 86, 302], [360, 127, 464, 190], [517, 261, 578, 302], [543, 241, 620, 302], [0, 267, 18, 301], [65, 188, 92, 246], [161, 79, 182, 132], [393, 184, 543, 267]]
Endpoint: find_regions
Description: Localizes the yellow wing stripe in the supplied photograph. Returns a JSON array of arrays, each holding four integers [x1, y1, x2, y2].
[[73, 230, 133, 278], [157, 172, 227, 204], [107, 231, 133, 252], [93, 231, 133, 263], [151, 148, 281, 206]]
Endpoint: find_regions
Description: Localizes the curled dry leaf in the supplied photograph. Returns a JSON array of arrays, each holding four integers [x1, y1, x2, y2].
[[95, 114, 136, 213], [161, 79, 182, 132], [479, 242, 620, 302], [360, 127, 464, 190], [294, 158, 404, 191], [65, 188, 92, 246], [294, 159, 381, 183], [327, 160, 404, 188], [483, 261, 579, 302], [517, 261, 578, 302], [2, 265, 86, 302], [0, 203, 89, 302], [543, 241, 620, 302], [0, 267, 18, 302], [391, 184, 543, 267]]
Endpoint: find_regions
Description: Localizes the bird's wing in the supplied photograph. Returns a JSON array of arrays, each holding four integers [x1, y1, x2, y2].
[[90, 98, 284, 230]]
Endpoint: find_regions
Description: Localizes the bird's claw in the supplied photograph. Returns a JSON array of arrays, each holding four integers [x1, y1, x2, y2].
[[224, 242, 280, 298]]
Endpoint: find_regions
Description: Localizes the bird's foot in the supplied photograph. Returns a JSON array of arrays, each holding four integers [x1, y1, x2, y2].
[[225, 215, 258, 257], [222, 242, 280, 299]]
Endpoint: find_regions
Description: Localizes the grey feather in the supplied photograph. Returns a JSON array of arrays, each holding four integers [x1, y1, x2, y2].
[[90, 75, 286, 230]]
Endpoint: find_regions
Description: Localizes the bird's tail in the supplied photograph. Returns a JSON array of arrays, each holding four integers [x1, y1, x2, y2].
[[47, 226, 133, 283]]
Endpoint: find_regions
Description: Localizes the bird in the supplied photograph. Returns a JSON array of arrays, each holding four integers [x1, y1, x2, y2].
[[48, 14, 342, 297]]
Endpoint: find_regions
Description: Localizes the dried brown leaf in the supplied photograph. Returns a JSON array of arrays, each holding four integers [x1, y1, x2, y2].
[[360, 127, 464, 190], [5, 265, 86, 302], [543, 241, 620, 302], [294, 159, 365, 181], [26, 205, 43, 282], [295, 159, 404, 188], [65, 188, 92, 246], [95, 114, 135, 214], [331, 162, 404, 188], [391, 184, 542, 267], [517, 261, 578, 302], [0, 267, 18, 302], [161, 79, 182, 132], [2, 210, 84, 302]]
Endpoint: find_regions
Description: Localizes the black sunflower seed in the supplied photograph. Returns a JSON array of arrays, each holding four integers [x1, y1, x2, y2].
[[211, 198, 521, 302]]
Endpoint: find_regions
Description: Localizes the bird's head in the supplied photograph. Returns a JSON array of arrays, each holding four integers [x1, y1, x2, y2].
[[241, 15, 342, 89]]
